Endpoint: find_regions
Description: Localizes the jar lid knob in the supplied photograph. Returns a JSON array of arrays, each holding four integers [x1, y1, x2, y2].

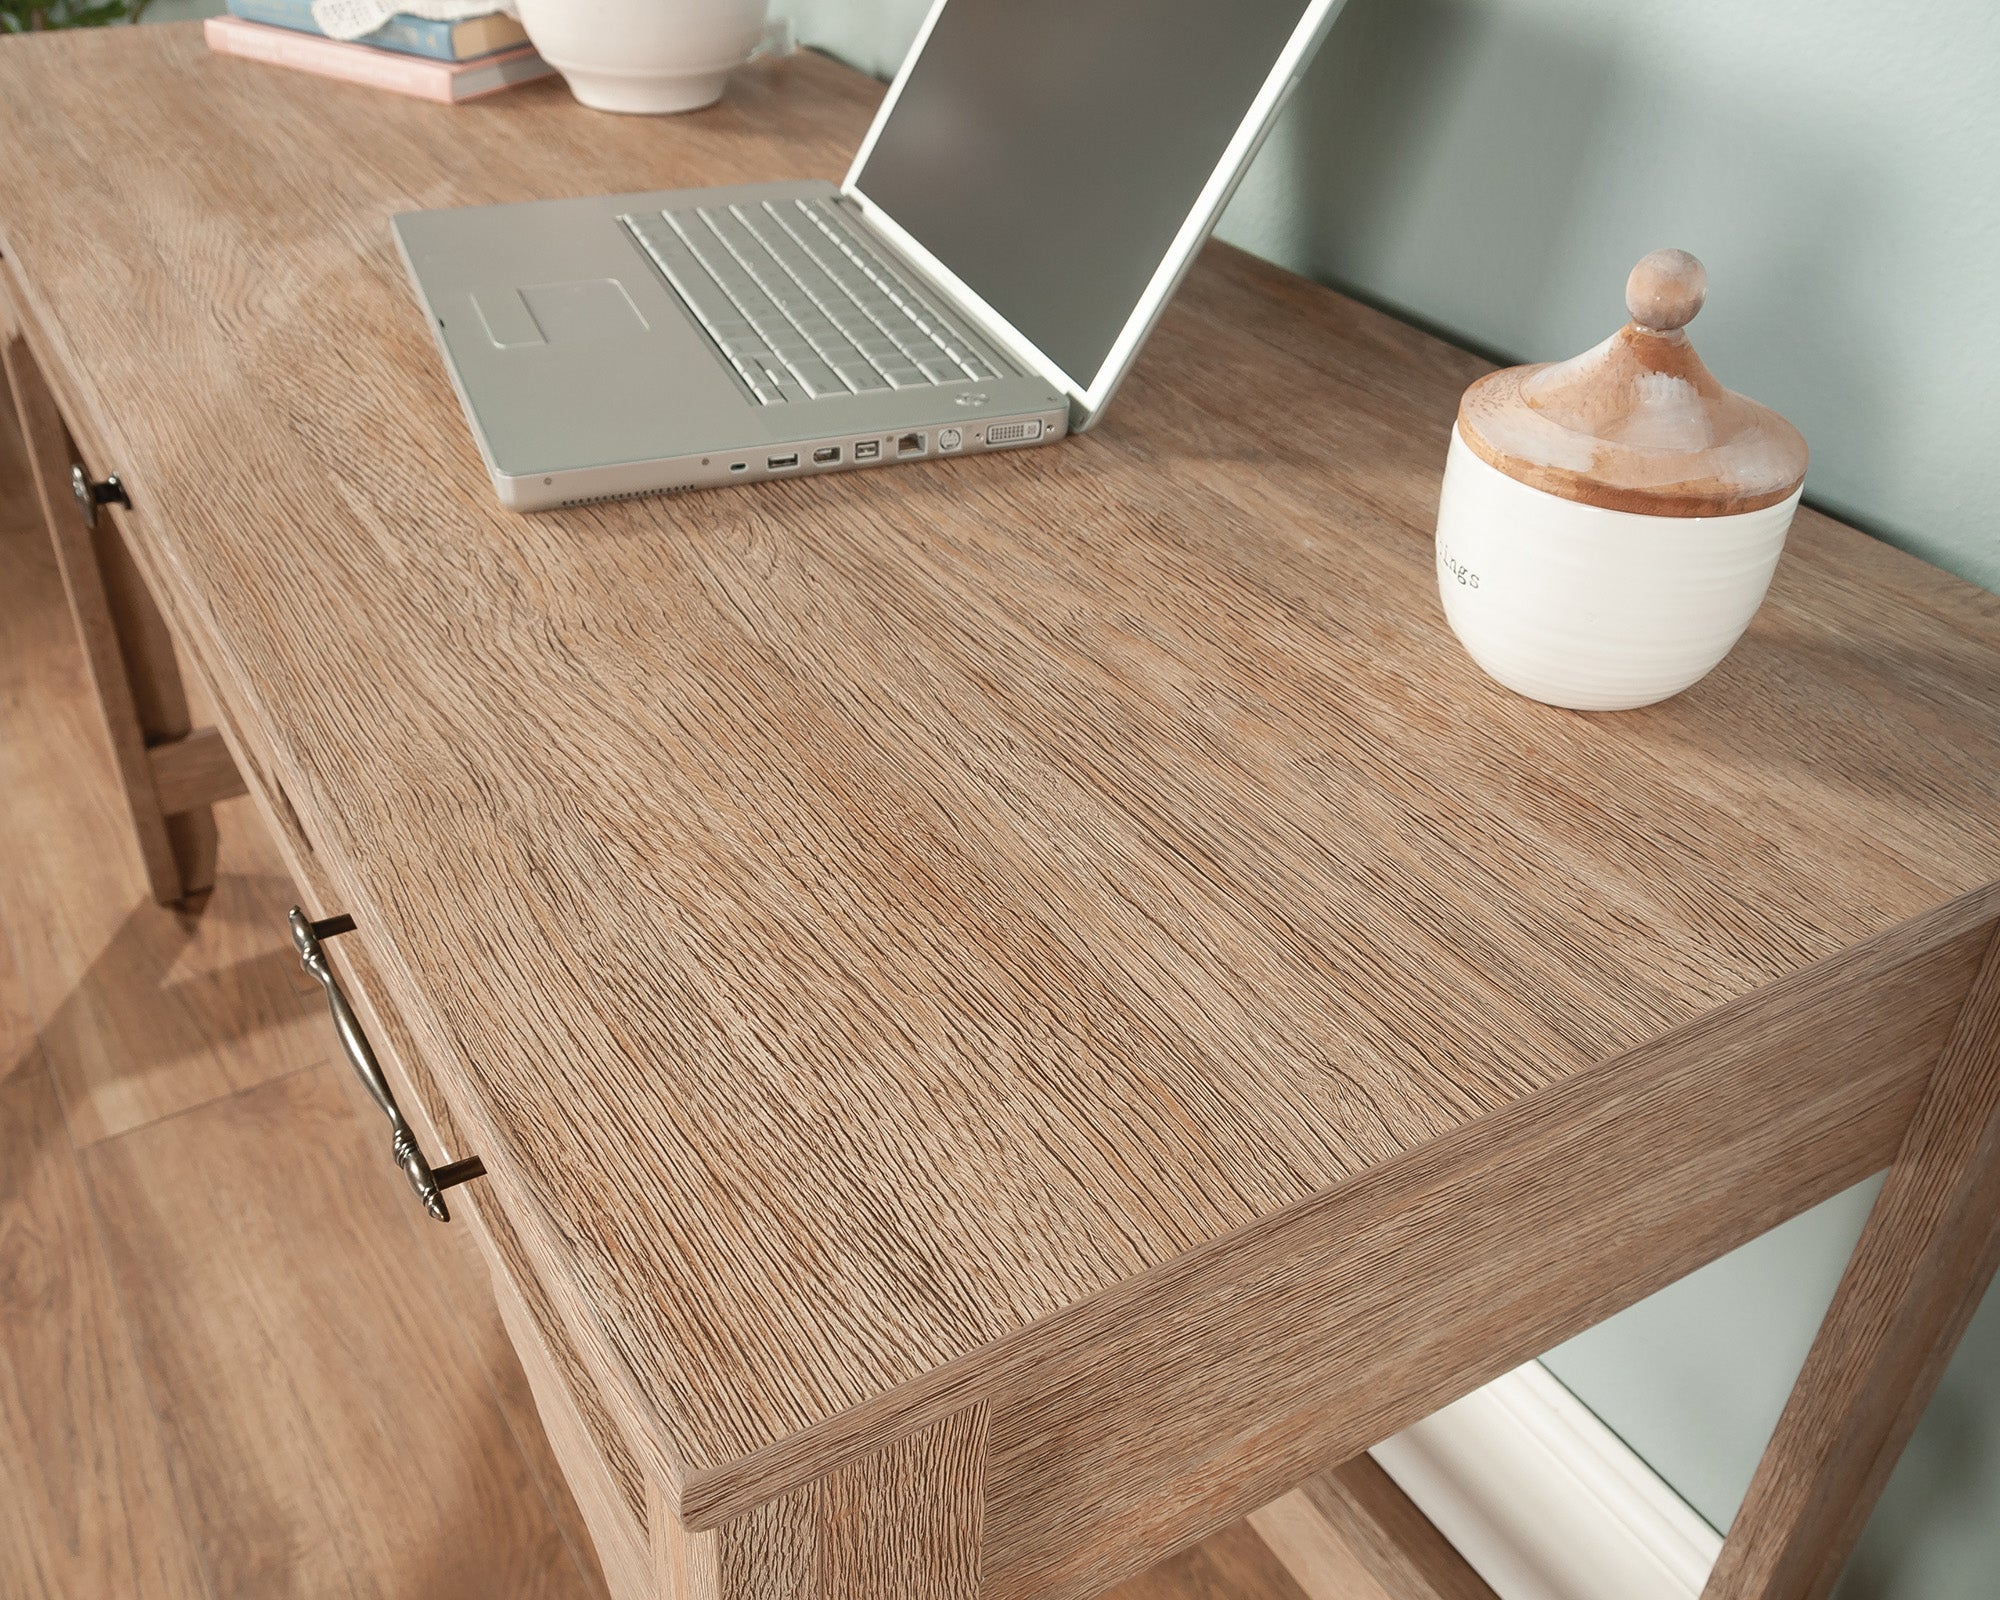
[[1625, 248, 1708, 332]]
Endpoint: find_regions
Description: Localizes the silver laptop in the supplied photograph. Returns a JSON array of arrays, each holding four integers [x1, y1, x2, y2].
[[394, 0, 1347, 511]]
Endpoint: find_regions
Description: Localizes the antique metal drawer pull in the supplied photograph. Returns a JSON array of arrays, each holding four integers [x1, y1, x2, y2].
[[70, 464, 130, 529], [290, 907, 485, 1222]]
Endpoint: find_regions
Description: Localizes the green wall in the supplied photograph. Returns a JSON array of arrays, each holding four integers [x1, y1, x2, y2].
[[1544, 1180, 2000, 1600], [781, 0, 1998, 593], [773, 2, 2000, 1595]]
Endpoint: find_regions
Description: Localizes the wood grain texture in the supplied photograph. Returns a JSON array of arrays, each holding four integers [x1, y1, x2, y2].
[[306, 935, 620, 1600], [362, 1095, 620, 1600], [1248, 1495, 1396, 1600], [492, 1243, 651, 1600], [80, 1063, 594, 1600], [149, 724, 248, 816], [1259, 1458, 1493, 1600], [3, 323, 222, 895], [972, 890, 1998, 1600], [94, 505, 222, 894], [1111, 1521, 1315, 1600], [3, 24, 1999, 1567], [1, 329, 192, 905], [0, 471, 595, 1600], [0, 313, 30, 505], [0, 473, 1309, 1600], [316, 901, 645, 1598], [0, 981, 209, 1599], [0, 451, 201, 1600], [0, 496, 328, 1146], [203, 625, 653, 1600], [0, 863, 28, 1061], [657, 1407, 987, 1600], [1704, 924, 2000, 1600], [310, 902, 659, 1592], [237, 731, 635, 1600]]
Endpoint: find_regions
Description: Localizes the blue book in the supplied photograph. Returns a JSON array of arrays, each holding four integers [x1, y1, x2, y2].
[[223, 0, 528, 62]]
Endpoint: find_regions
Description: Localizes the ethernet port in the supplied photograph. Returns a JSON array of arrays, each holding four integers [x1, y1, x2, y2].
[[896, 432, 926, 458]]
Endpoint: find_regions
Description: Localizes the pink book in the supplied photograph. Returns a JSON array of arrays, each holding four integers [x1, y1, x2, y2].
[[203, 15, 555, 103]]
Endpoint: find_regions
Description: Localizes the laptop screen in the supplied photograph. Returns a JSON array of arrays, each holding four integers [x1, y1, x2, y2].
[[852, 0, 1319, 394]]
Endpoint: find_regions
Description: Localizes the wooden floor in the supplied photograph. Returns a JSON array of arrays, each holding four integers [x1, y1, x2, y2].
[[0, 380, 1425, 1600]]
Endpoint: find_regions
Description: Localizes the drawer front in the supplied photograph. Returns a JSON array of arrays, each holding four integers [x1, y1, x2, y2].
[[8, 243, 656, 1595], [288, 906, 654, 1597]]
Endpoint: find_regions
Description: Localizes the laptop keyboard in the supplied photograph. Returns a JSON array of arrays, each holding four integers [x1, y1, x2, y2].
[[622, 198, 1004, 405]]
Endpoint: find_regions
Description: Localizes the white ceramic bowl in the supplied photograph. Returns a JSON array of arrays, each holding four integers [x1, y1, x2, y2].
[[514, 0, 769, 115], [1434, 426, 1799, 711]]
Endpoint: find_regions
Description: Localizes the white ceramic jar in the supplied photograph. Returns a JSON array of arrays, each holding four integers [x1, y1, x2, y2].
[[1436, 249, 1807, 711], [515, 0, 770, 115], [1436, 428, 1800, 710]]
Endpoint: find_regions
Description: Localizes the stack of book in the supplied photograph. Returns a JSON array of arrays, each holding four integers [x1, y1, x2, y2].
[[204, 0, 555, 104]]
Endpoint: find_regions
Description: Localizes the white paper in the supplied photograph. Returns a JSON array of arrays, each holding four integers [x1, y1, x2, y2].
[[309, 0, 514, 44]]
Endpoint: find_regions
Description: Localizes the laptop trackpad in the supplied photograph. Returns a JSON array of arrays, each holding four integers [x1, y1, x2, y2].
[[473, 279, 648, 349]]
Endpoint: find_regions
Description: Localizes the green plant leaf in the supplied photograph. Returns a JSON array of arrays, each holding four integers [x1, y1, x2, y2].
[[0, 0, 141, 27]]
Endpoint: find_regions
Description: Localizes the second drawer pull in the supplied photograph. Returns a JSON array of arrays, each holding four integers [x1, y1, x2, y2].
[[69, 463, 130, 529], [290, 906, 485, 1222]]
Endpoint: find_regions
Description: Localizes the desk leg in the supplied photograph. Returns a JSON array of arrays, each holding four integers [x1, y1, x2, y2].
[[652, 1406, 987, 1600], [3, 331, 244, 906], [1704, 922, 2000, 1600]]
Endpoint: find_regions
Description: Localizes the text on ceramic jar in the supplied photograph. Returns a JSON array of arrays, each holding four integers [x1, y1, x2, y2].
[[1439, 545, 1482, 589]]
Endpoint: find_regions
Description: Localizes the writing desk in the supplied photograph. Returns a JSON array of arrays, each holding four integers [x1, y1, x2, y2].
[[3, 27, 1997, 1600]]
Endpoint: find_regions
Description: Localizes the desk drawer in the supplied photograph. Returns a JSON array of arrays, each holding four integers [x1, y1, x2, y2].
[[283, 904, 655, 1597], [4, 298, 659, 1591]]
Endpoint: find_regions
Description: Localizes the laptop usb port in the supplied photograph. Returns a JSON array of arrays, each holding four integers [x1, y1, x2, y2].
[[812, 445, 841, 464], [767, 452, 799, 470], [853, 440, 881, 461]]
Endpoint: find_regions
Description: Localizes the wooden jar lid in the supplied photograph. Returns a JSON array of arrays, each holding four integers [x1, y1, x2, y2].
[[1457, 249, 1807, 518]]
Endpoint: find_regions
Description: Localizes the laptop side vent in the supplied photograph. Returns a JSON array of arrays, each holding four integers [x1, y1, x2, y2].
[[556, 484, 693, 509]]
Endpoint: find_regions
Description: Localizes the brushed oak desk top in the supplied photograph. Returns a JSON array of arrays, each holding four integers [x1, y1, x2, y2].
[[4, 26, 1999, 1600]]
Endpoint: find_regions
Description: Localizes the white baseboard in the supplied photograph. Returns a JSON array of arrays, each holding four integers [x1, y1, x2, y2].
[[1368, 1362, 1723, 1600]]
